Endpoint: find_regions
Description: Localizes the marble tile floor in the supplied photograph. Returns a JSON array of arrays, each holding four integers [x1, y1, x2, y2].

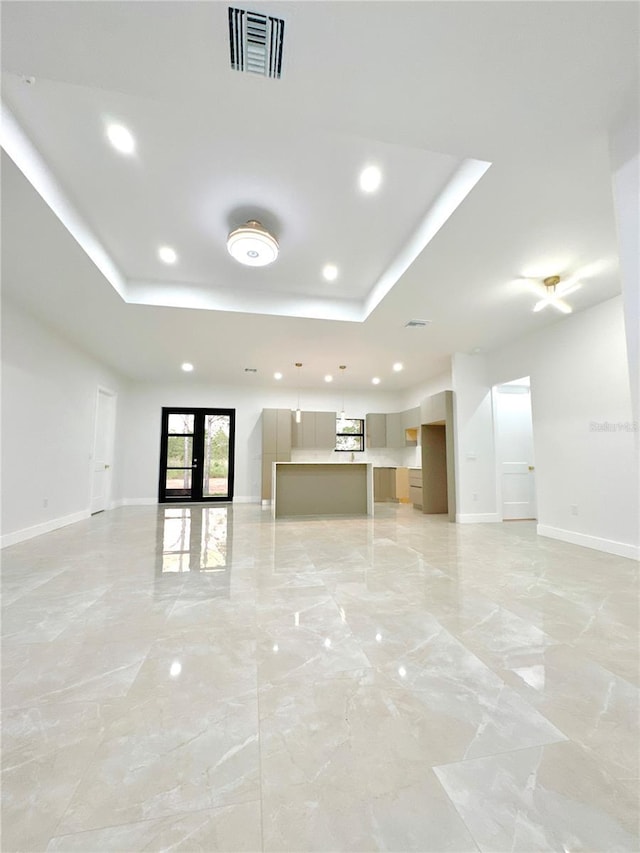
[[1, 503, 638, 852]]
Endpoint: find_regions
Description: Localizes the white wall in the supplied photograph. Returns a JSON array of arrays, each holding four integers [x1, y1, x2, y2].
[[451, 353, 498, 522], [609, 113, 639, 419], [398, 370, 452, 410], [454, 296, 638, 559], [1, 300, 125, 546], [119, 382, 403, 503]]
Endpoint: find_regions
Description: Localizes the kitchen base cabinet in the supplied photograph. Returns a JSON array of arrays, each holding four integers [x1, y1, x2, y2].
[[373, 467, 396, 502]]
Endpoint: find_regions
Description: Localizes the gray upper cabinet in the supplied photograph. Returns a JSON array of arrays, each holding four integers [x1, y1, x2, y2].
[[385, 412, 404, 448], [291, 411, 337, 448], [315, 411, 337, 448], [402, 406, 420, 429], [366, 413, 387, 448], [421, 392, 447, 425], [262, 408, 292, 499]]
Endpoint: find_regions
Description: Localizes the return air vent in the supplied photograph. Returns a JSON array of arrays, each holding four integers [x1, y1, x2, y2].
[[228, 7, 285, 78], [404, 319, 432, 328]]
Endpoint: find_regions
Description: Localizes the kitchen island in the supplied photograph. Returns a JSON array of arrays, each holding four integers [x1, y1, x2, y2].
[[271, 462, 374, 518]]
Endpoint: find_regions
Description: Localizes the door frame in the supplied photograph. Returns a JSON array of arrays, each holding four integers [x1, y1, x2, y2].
[[90, 385, 117, 514], [491, 378, 537, 521], [158, 407, 236, 504]]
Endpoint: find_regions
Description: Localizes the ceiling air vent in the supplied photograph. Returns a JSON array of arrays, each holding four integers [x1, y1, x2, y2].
[[228, 7, 285, 78], [404, 319, 431, 328]]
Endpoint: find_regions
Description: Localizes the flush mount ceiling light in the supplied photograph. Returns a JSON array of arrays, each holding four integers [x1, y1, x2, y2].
[[227, 220, 279, 267], [181, 362, 194, 372], [325, 374, 333, 383], [392, 362, 404, 372]]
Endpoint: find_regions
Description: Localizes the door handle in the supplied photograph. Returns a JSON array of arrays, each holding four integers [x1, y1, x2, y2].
[[528, 465, 535, 471], [104, 464, 110, 470]]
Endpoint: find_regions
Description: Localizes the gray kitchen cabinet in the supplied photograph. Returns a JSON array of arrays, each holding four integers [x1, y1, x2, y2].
[[291, 411, 337, 449], [385, 412, 404, 448], [315, 411, 338, 448], [374, 467, 397, 502], [262, 408, 292, 499], [366, 412, 387, 448]]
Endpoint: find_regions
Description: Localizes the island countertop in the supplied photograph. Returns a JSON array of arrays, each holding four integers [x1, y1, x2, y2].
[[271, 462, 374, 518]]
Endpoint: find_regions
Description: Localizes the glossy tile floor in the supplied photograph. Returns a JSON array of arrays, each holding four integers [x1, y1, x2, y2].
[[2, 504, 638, 852]]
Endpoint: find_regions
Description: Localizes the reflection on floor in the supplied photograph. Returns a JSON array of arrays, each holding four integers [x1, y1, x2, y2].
[[2, 504, 638, 852]]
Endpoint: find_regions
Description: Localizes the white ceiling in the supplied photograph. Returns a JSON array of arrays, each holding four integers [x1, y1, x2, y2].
[[1, 1, 637, 390]]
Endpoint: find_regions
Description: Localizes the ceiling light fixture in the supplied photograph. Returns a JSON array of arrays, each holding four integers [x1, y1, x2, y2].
[[325, 375, 333, 383], [274, 372, 283, 380], [294, 362, 302, 423], [392, 362, 403, 372], [158, 246, 177, 264], [359, 164, 382, 193], [227, 220, 279, 267], [106, 123, 135, 155], [322, 264, 338, 282], [338, 365, 347, 426], [181, 362, 194, 372], [521, 273, 582, 315], [372, 377, 381, 385]]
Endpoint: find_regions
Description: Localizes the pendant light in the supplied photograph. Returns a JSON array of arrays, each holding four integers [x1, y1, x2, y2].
[[339, 365, 347, 427], [294, 363, 302, 423]]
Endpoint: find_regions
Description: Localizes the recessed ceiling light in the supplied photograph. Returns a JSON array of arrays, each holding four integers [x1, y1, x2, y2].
[[106, 123, 135, 155], [274, 372, 283, 380], [158, 246, 177, 264], [322, 264, 338, 281], [181, 362, 194, 372], [372, 377, 381, 385], [359, 164, 382, 193], [392, 362, 403, 372], [227, 220, 279, 267], [324, 375, 333, 383]]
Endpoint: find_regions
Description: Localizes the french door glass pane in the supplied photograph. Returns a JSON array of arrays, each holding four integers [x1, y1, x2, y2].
[[168, 413, 194, 434], [166, 435, 193, 468], [202, 414, 230, 497], [165, 469, 192, 494]]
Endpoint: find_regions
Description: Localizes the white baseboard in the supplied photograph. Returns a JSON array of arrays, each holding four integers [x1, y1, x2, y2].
[[456, 512, 501, 524], [1, 510, 91, 549], [234, 496, 261, 504], [537, 524, 640, 561], [118, 498, 158, 506]]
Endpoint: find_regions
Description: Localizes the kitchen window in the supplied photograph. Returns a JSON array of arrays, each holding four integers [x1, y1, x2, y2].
[[335, 417, 364, 452]]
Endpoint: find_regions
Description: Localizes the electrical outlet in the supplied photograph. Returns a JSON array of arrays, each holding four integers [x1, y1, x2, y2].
[[43, 498, 48, 508], [571, 504, 578, 516]]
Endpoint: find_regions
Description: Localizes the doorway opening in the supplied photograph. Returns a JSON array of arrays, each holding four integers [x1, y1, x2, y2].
[[492, 377, 537, 521], [158, 408, 235, 503]]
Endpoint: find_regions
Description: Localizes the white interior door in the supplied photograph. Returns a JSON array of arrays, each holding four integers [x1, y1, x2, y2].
[[494, 379, 536, 520], [91, 388, 116, 514]]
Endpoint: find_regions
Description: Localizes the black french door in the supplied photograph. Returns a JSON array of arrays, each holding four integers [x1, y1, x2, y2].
[[158, 408, 235, 503]]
